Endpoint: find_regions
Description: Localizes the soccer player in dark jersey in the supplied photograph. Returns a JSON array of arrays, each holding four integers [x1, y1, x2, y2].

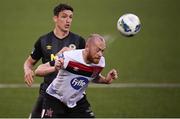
[[23, 3, 85, 118], [35, 34, 118, 118]]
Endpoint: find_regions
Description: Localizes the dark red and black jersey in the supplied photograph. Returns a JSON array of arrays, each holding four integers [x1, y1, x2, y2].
[[30, 31, 85, 94]]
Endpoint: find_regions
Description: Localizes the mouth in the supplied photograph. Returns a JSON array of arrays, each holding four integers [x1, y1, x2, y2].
[[93, 58, 101, 63], [65, 24, 70, 28], [96, 58, 100, 61], [95, 57, 101, 60]]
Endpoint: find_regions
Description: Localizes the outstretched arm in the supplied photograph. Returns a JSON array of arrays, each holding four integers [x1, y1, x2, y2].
[[35, 57, 64, 77], [35, 62, 56, 77], [35, 47, 72, 77], [93, 69, 118, 84]]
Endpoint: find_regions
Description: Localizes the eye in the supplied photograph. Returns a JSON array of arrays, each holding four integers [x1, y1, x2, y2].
[[61, 15, 67, 18], [60, 13, 68, 18], [101, 50, 104, 53], [97, 49, 103, 54], [96, 48, 100, 52], [69, 15, 73, 19]]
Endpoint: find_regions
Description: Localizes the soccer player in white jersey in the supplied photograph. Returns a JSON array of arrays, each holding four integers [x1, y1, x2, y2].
[[35, 34, 118, 118]]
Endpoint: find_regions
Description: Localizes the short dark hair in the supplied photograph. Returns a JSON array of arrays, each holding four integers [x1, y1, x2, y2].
[[53, 3, 74, 16]]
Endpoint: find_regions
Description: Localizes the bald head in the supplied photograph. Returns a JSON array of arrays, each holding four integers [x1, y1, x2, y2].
[[86, 34, 106, 49], [83, 34, 106, 64]]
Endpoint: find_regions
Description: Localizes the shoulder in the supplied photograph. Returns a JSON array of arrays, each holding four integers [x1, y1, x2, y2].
[[69, 32, 85, 41], [63, 49, 82, 58], [61, 50, 83, 68], [38, 31, 53, 41], [97, 56, 105, 68], [34, 31, 54, 46], [69, 32, 86, 49]]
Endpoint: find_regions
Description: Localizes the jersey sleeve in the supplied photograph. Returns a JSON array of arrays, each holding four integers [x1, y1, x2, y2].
[[30, 38, 43, 61], [62, 53, 70, 69], [79, 36, 86, 49]]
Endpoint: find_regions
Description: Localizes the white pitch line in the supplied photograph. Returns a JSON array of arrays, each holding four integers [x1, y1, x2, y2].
[[0, 83, 180, 88], [89, 83, 180, 88], [0, 84, 40, 88]]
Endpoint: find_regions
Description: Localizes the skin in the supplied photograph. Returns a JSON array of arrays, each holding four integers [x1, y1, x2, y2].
[[53, 10, 73, 39], [83, 34, 106, 64], [35, 34, 118, 84], [24, 10, 73, 87], [82, 35, 118, 83]]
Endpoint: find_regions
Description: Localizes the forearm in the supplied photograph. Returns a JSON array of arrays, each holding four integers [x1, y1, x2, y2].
[[93, 74, 110, 84], [24, 62, 33, 74], [24, 56, 37, 86], [24, 56, 36, 72], [35, 62, 56, 77]]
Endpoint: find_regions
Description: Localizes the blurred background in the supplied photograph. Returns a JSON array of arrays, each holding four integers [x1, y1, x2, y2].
[[0, 0, 180, 117]]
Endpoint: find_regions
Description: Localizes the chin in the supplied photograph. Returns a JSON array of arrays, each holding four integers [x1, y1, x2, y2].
[[93, 59, 100, 64], [62, 28, 69, 32]]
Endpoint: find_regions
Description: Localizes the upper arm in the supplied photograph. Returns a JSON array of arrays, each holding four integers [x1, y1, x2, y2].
[[30, 38, 43, 61]]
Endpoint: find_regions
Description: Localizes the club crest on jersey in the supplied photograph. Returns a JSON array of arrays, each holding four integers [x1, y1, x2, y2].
[[69, 44, 76, 50], [70, 77, 89, 90]]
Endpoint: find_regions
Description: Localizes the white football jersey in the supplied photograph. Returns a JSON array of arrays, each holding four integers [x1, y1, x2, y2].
[[46, 49, 105, 108]]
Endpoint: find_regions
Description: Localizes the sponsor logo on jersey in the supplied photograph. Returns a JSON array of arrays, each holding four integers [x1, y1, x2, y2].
[[50, 53, 64, 61], [70, 77, 89, 90], [50, 54, 57, 61]]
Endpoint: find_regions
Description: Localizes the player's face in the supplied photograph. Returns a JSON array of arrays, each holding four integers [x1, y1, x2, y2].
[[54, 10, 73, 32], [88, 41, 106, 64]]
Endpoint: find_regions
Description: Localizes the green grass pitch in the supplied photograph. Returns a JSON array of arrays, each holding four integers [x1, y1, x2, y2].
[[0, 0, 180, 117]]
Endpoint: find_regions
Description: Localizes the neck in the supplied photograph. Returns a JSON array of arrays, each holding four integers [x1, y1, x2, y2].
[[53, 27, 69, 39]]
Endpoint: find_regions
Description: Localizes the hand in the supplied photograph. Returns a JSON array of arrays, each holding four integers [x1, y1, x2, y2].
[[106, 69, 118, 84], [55, 57, 64, 71], [24, 69, 34, 87]]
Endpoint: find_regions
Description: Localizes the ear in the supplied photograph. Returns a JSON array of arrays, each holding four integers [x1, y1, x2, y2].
[[53, 16, 58, 22], [86, 47, 90, 54], [85, 43, 88, 48]]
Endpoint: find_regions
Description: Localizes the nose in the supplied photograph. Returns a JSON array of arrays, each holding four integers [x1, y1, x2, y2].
[[66, 17, 72, 23], [98, 51, 103, 57]]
